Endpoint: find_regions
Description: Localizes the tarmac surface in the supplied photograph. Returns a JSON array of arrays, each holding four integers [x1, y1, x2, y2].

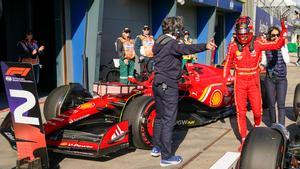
[[0, 54, 300, 169]]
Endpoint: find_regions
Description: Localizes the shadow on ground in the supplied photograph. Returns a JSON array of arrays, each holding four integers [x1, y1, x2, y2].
[[172, 128, 189, 155], [47, 148, 137, 169], [229, 106, 296, 143], [229, 115, 253, 143]]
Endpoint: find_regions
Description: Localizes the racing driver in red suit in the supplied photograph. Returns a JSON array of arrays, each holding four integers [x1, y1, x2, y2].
[[222, 16, 287, 151]]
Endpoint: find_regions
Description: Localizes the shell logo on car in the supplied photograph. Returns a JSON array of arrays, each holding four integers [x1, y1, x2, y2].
[[210, 90, 223, 107], [198, 83, 223, 107], [78, 102, 95, 110]]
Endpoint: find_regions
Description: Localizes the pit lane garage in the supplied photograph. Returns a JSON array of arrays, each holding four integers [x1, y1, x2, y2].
[[1, 63, 236, 160]]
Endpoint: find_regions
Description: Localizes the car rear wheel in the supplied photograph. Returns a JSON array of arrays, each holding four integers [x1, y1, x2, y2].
[[239, 127, 284, 169], [43, 85, 70, 121], [105, 69, 120, 82], [294, 83, 300, 123], [122, 96, 156, 149]]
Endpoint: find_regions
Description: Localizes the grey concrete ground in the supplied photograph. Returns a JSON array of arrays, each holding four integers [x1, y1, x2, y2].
[[0, 54, 300, 169]]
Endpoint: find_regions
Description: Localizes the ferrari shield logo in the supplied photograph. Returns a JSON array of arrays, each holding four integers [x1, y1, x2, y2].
[[236, 51, 242, 60]]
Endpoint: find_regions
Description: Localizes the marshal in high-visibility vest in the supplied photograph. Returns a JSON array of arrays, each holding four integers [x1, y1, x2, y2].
[[116, 27, 135, 84], [117, 37, 135, 60], [138, 34, 154, 58]]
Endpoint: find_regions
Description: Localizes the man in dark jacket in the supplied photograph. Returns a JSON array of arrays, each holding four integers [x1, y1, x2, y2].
[[151, 16, 216, 167]]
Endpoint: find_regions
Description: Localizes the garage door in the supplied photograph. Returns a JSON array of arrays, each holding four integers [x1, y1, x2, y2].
[[101, 0, 151, 65], [177, 5, 197, 42]]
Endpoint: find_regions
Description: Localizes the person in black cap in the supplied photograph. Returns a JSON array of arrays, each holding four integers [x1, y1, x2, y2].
[[116, 27, 135, 84], [151, 16, 216, 167], [134, 25, 155, 76], [182, 30, 197, 68]]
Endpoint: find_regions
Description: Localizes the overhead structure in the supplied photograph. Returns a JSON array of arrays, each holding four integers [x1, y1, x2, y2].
[[257, 0, 299, 19]]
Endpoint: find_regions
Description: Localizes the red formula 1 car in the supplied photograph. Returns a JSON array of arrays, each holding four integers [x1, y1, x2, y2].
[[0, 63, 235, 159]]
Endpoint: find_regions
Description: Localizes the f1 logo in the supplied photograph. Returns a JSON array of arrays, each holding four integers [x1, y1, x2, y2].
[[9, 89, 40, 125], [6, 67, 31, 77]]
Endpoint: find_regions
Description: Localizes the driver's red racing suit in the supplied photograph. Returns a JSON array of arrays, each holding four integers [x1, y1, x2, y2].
[[223, 22, 287, 140]]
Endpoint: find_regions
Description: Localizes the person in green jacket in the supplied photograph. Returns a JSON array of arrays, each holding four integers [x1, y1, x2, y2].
[[116, 27, 135, 84]]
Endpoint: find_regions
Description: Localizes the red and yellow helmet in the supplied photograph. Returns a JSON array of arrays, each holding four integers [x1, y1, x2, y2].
[[235, 16, 253, 45]]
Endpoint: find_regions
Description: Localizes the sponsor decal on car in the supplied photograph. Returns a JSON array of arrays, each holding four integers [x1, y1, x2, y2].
[[5, 67, 33, 83], [59, 142, 68, 146], [100, 121, 129, 149], [199, 83, 223, 103], [69, 114, 90, 124], [176, 120, 196, 126], [67, 143, 93, 149], [110, 125, 125, 143], [210, 90, 223, 107], [5, 67, 31, 76], [5, 75, 34, 83], [78, 102, 95, 110]]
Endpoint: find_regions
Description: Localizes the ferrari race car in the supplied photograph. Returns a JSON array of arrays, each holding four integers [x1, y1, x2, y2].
[[0, 63, 235, 159], [238, 83, 300, 169]]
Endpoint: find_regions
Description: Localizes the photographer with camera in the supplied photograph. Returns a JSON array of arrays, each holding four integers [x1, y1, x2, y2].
[[151, 16, 216, 167]]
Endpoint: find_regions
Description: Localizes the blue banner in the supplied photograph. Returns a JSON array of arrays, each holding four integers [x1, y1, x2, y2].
[[192, 0, 242, 12], [255, 7, 271, 35]]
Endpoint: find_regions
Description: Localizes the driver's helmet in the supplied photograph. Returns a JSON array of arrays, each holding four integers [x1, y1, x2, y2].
[[235, 16, 253, 45]]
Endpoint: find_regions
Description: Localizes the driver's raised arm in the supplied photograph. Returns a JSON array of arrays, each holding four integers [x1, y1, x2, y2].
[[257, 20, 287, 51]]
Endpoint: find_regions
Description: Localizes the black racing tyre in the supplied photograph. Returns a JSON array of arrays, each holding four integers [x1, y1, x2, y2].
[[294, 83, 300, 121], [105, 69, 120, 82], [239, 127, 284, 169], [44, 83, 92, 121], [44, 85, 70, 121], [122, 96, 156, 149]]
